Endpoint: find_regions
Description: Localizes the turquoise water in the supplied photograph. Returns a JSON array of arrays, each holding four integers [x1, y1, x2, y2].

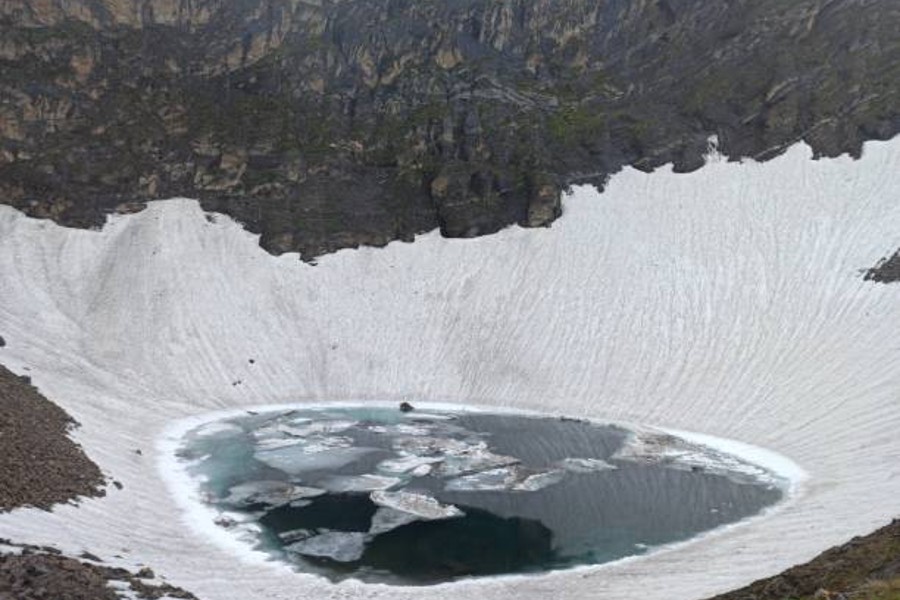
[[179, 407, 783, 584]]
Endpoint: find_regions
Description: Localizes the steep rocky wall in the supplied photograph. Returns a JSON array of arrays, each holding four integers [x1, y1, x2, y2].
[[1, 0, 898, 258]]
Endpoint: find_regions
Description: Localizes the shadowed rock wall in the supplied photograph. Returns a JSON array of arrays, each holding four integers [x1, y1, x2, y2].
[[1, 0, 898, 258]]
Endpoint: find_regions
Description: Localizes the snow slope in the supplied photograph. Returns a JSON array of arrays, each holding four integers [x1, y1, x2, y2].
[[0, 139, 899, 600]]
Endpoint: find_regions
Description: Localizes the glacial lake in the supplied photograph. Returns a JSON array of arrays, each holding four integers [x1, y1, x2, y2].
[[176, 406, 784, 585]]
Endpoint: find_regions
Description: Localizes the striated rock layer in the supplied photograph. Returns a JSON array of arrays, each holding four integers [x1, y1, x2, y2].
[[1, 0, 898, 258], [0, 139, 898, 598]]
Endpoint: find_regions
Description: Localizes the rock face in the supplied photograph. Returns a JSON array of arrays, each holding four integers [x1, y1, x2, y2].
[[865, 248, 900, 283], [0, 543, 199, 600], [707, 518, 900, 600], [0, 364, 105, 512], [1, 0, 898, 258]]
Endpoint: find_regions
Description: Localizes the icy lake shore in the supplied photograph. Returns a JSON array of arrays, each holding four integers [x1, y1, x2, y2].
[[174, 405, 787, 583]]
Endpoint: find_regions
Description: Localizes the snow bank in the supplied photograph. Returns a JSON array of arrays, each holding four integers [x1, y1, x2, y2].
[[1, 138, 899, 600]]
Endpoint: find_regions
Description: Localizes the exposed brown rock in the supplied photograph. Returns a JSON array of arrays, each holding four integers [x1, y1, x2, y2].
[[0, 364, 105, 512], [0, 544, 199, 600], [708, 519, 900, 600]]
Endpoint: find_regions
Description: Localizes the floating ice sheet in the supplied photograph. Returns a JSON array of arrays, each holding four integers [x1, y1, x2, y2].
[[254, 445, 375, 475], [445, 467, 516, 491], [254, 437, 305, 451], [392, 436, 474, 457], [368, 508, 420, 536], [278, 528, 316, 544], [389, 423, 434, 436], [392, 437, 520, 477], [613, 430, 776, 485], [432, 447, 521, 478], [445, 465, 566, 492], [222, 481, 325, 509], [514, 469, 565, 492], [319, 474, 403, 493], [285, 531, 367, 563], [371, 491, 463, 520], [557, 457, 618, 473], [376, 455, 443, 475]]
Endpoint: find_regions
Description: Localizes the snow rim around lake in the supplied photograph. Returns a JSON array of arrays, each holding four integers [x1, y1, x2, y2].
[[0, 137, 899, 600], [155, 400, 807, 584]]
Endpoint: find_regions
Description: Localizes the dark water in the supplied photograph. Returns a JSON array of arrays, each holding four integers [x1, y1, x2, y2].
[[179, 407, 783, 584]]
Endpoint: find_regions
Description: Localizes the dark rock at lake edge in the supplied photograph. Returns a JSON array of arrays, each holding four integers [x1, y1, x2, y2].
[[1, 0, 898, 259]]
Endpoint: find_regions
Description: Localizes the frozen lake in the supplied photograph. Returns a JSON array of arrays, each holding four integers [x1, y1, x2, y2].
[[179, 406, 784, 584]]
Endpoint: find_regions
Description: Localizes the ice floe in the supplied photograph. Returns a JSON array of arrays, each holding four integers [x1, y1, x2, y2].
[[368, 491, 463, 535], [613, 430, 777, 485], [444, 465, 566, 492], [368, 507, 422, 536], [285, 531, 367, 563], [221, 481, 326, 509], [254, 437, 306, 451], [392, 437, 519, 478], [557, 457, 618, 473], [319, 474, 403, 493], [405, 413, 455, 421], [431, 446, 521, 478], [376, 454, 443, 475], [389, 423, 434, 436], [370, 491, 464, 520], [392, 435, 474, 457], [254, 444, 375, 475], [409, 464, 433, 477], [277, 528, 317, 544], [514, 469, 566, 492]]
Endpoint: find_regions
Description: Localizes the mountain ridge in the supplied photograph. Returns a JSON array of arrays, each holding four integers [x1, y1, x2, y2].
[[1, 0, 898, 258]]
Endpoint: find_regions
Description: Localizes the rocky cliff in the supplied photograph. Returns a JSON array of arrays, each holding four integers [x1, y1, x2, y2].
[[1, 0, 898, 258]]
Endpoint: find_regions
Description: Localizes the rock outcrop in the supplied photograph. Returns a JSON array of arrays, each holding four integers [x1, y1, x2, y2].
[[707, 518, 900, 600], [0, 542, 199, 600], [866, 248, 900, 283], [0, 364, 105, 511], [1, 0, 898, 258]]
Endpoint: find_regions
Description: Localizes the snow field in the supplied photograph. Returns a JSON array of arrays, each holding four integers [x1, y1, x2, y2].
[[0, 139, 899, 599]]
